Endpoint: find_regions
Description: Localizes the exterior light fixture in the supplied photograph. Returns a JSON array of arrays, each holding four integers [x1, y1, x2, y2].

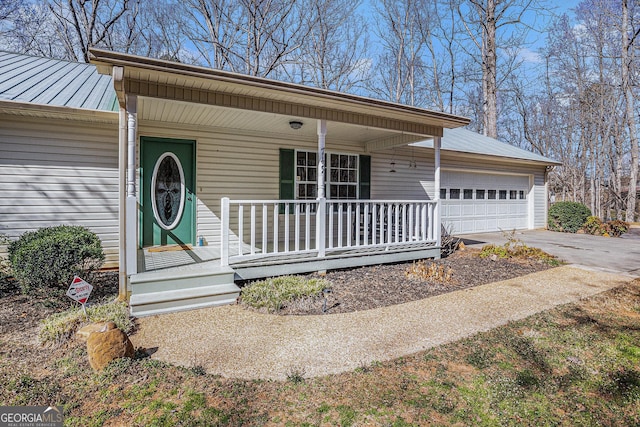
[[389, 161, 396, 173], [289, 120, 303, 130]]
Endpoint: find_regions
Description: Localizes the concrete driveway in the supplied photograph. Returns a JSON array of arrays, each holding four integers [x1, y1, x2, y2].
[[459, 228, 640, 277]]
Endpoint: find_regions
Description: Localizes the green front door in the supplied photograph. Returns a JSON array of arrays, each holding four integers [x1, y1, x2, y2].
[[141, 137, 196, 247]]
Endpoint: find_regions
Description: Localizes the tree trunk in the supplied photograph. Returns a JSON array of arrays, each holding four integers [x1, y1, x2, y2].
[[482, 0, 498, 138], [623, 0, 638, 222]]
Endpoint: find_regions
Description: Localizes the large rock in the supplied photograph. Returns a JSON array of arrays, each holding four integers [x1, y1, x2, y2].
[[86, 321, 134, 371], [76, 322, 109, 342]]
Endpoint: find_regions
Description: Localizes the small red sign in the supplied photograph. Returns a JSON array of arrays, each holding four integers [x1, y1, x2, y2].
[[66, 276, 93, 304]]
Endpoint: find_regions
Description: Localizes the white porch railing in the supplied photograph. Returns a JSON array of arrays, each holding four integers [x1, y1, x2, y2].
[[220, 198, 438, 266]]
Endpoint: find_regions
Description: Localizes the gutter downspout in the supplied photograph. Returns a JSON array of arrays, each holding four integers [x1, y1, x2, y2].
[[118, 107, 127, 300], [113, 66, 128, 300]]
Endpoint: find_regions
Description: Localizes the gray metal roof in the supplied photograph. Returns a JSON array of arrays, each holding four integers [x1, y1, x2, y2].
[[0, 51, 117, 111], [414, 127, 560, 165]]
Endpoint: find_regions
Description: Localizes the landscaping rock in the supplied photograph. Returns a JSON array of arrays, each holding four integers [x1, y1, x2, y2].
[[76, 322, 109, 342], [86, 321, 134, 371]]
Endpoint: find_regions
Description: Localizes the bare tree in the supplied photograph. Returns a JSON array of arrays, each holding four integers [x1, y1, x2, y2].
[[456, 0, 540, 138], [47, 0, 129, 62], [622, 0, 639, 222], [293, 0, 369, 92]]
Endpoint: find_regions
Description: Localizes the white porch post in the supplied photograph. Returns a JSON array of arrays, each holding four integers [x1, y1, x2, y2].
[[125, 95, 138, 275], [118, 107, 127, 299], [434, 135, 442, 251], [316, 120, 327, 258]]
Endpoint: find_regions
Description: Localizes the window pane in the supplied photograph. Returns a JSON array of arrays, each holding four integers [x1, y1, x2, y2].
[[330, 154, 339, 167], [440, 188, 447, 199], [308, 167, 317, 181], [450, 189, 460, 199], [476, 190, 485, 199], [488, 190, 496, 199], [339, 185, 348, 198], [330, 169, 339, 182], [348, 186, 356, 198], [307, 152, 316, 166], [348, 156, 357, 168], [348, 170, 356, 182], [330, 185, 337, 198], [519, 190, 525, 199], [499, 190, 507, 200], [340, 155, 348, 168], [463, 189, 473, 199], [307, 184, 317, 198], [297, 167, 306, 181], [340, 169, 348, 182], [297, 151, 306, 165], [299, 184, 306, 198], [510, 190, 517, 199]]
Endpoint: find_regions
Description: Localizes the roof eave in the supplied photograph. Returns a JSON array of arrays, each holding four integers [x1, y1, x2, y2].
[[88, 48, 470, 130]]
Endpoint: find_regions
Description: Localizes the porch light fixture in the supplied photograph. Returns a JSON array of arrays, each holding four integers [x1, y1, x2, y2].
[[389, 161, 396, 173], [409, 147, 417, 169], [289, 120, 303, 130]]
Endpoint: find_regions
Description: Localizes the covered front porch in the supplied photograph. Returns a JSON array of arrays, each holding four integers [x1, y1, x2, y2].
[[89, 48, 470, 316]]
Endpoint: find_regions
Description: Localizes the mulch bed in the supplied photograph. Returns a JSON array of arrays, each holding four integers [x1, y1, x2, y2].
[[241, 248, 555, 316]]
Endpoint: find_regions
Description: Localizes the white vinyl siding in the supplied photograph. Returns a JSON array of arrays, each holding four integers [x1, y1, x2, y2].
[[0, 115, 119, 266]]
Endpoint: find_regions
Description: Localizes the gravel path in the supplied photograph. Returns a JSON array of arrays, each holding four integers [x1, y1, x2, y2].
[[131, 266, 631, 380]]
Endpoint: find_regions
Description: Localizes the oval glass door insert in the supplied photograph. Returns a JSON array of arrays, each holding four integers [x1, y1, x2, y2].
[[151, 152, 185, 230]]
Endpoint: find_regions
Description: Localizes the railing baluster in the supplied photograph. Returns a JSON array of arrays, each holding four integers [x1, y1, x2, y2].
[[284, 203, 290, 252], [337, 203, 343, 248], [346, 203, 352, 247], [371, 204, 376, 245], [379, 203, 385, 244], [273, 203, 278, 253], [238, 204, 244, 256], [295, 203, 300, 252], [402, 204, 407, 242], [422, 203, 427, 241], [364, 203, 369, 246], [328, 203, 334, 249], [355, 203, 361, 246], [305, 203, 310, 251], [408, 204, 414, 241], [394, 203, 399, 243], [262, 203, 268, 253], [250, 204, 256, 255]]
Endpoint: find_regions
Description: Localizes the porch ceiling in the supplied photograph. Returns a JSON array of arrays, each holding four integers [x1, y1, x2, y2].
[[138, 97, 423, 147], [89, 48, 470, 141]]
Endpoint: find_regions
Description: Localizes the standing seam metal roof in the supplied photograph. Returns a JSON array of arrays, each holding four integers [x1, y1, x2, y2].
[[413, 127, 560, 165], [0, 51, 117, 111]]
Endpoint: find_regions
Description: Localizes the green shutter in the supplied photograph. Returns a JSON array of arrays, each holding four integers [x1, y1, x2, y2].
[[359, 154, 371, 199], [279, 148, 295, 213]]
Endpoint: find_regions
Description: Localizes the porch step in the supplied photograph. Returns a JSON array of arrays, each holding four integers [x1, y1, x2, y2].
[[129, 265, 240, 317]]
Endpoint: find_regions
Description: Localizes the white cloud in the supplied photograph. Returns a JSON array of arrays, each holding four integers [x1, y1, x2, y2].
[[518, 47, 543, 64]]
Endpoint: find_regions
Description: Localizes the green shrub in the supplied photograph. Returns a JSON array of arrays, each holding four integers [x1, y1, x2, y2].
[[240, 275, 329, 312], [606, 220, 629, 237], [583, 216, 606, 236], [0, 234, 15, 294], [39, 300, 131, 345], [548, 202, 592, 233], [8, 225, 104, 294]]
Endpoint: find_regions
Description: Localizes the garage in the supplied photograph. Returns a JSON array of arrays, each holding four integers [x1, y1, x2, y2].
[[440, 171, 531, 234]]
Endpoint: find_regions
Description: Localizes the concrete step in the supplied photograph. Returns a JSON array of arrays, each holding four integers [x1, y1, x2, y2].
[[129, 265, 240, 317]]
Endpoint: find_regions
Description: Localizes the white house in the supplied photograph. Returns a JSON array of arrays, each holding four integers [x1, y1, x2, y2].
[[0, 50, 559, 316]]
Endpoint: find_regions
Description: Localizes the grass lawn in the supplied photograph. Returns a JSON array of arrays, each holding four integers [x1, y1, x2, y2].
[[1, 279, 639, 426]]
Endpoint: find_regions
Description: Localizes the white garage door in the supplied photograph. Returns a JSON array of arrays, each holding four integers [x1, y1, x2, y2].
[[441, 171, 530, 234]]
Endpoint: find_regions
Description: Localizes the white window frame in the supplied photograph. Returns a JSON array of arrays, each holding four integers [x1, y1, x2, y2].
[[294, 149, 360, 201]]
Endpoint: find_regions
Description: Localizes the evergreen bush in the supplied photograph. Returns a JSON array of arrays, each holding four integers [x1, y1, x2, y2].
[[548, 202, 591, 233], [8, 225, 104, 294]]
